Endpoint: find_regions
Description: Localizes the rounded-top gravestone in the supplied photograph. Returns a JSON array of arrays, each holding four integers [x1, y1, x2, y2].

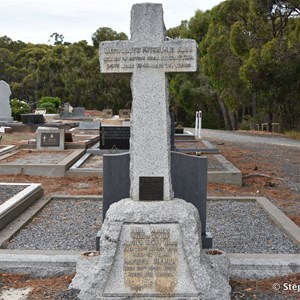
[[0, 80, 13, 121]]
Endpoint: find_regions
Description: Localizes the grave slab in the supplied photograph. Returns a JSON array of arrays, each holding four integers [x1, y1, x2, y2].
[[0, 197, 299, 280]]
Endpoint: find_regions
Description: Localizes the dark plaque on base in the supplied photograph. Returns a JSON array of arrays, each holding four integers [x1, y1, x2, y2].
[[41, 132, 60, 147], [139, 177, 164, 201]]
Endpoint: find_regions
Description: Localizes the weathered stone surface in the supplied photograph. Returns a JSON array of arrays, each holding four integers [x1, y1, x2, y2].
[[100, 3, 197, 201], [71, 198, 231, 299], [71, 4, 230, 300], [0, 80, 13, 121]]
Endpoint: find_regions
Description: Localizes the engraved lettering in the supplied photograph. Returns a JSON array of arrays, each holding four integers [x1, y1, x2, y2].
[[124, 228, 178, 292]]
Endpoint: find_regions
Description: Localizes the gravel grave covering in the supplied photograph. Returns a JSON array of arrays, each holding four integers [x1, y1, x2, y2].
[[7, 199, 102, 251], [5, 198, 300, 254], [207, 200, 300, 254], [0, 150, 72, 164], [0, 185, 29, 205], [79, 155, 103, 169]]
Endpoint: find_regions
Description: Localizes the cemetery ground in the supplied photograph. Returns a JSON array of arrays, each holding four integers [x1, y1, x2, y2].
[[0, 130, 299, 299]]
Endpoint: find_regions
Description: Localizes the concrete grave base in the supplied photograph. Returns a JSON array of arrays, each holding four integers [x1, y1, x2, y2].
[[0, 183, 43, 230], [71, 198, 231, 300], [0, 149, 85, 177]]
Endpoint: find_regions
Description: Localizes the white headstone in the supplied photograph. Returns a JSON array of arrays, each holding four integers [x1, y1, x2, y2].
[[100, 3, 197, 201], [0, 80, 13, 121]]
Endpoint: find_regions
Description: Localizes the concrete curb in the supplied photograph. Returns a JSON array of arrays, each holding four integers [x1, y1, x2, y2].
[[0, 145, 16, 156], [0, 149, 85, 177], [0, 183, 43, 231]]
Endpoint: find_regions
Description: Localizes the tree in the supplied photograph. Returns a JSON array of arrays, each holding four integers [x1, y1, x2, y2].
[[91, 27, 128, 49]]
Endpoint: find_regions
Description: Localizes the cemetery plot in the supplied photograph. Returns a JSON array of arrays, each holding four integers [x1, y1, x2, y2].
[[2, 196, 299, 255], [3, 196, 102, 251], [207, 199, 300, 254], [0, 183, 43, 231], [0, 149, 85, 177], [67, 154, 103, 176], [0, 184, 29, 205]]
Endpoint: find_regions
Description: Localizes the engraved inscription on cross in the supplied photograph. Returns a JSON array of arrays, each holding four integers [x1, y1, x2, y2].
[[100, 3, 197, 201]]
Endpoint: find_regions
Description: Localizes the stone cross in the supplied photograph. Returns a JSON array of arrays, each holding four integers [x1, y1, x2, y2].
[[0, 80, 13, 121], [100, 3, 197, 201]]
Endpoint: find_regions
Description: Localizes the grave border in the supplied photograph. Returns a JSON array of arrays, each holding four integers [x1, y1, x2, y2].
[[0, 183, 43, 231], [0, 149, 85, 177], [0, 196, 299, 279]]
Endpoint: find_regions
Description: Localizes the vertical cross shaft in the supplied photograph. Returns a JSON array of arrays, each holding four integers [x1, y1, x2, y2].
[[100, 3, 197, 201]]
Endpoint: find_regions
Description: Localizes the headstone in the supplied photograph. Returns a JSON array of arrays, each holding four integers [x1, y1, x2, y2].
[[21, 114, 45, 124], [71, 3, 230, 299], [79, 121, 100, 130], [0, 80, 13, 121], [73, 107, 85, 116], [102, 109, 113, 119], [36, 128, 65, 150], [34, 109, 46, 115], [99, 125, 130, 150], [118, 109, 131, 119], [61, 102, 73, 117]]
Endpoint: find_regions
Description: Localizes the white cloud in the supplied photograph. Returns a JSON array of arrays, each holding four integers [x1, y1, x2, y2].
[[0, 0, 223, 44]]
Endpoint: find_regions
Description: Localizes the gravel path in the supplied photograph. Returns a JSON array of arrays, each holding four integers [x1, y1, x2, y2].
[[0, 185, 28, 205], [6, 198, 299, 254]]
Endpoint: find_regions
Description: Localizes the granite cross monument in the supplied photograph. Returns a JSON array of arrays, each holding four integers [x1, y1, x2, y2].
[[99, 3, 197, 200], [71, 4, 231, 299]]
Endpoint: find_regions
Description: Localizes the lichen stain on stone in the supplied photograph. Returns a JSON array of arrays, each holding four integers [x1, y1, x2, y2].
[[155, 277, 177, 294]]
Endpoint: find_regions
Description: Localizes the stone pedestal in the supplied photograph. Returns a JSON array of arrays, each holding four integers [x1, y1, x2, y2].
[[71, 199, 231, 299]]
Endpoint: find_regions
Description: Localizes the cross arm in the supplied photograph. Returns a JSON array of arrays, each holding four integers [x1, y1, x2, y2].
[[100, 39, 197, 74]]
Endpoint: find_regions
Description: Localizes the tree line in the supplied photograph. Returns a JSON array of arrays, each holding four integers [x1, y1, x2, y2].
[[0, 0, 299, 130]]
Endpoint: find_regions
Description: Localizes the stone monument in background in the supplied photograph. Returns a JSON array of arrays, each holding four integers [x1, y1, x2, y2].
[[71, 3, 231, 299], [0, 80, 13, 122]]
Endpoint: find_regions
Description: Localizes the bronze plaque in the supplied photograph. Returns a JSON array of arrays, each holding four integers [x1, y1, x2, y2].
[[139, 177, 163, 201]]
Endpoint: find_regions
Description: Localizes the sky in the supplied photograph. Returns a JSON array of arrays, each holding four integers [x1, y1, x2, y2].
[[0, 0, 223, 45]]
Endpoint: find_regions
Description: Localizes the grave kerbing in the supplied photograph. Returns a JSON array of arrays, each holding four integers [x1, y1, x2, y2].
[[71, 3, 231, 299]]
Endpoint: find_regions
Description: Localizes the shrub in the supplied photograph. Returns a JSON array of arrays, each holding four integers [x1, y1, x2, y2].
[[10, 98, 30, 121], [37, 96, 61, 113], [38, 102, 57, 114]]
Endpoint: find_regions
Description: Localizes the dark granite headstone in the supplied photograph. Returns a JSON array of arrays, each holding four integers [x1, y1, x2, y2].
[[102, 151, 212, 248], [21, 114, 45, 124], [99, 125, 130, 150]]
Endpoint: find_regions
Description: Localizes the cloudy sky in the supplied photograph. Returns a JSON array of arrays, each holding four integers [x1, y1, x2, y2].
[[0, 0, 223, 44]]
